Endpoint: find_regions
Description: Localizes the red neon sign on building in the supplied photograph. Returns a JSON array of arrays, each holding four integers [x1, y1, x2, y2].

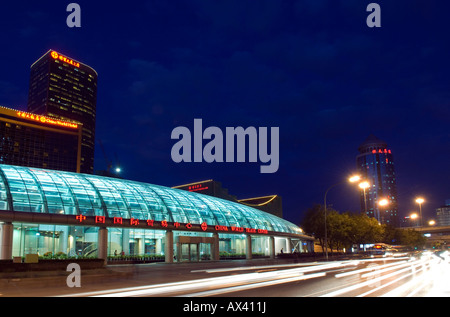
[[188, 184, 209, 192], [95, 216, 105, 224], [76, 215, 86, 222], [16, 111, 78, 129], [72, 215, 269, 235], [51, 51, 80, 68]]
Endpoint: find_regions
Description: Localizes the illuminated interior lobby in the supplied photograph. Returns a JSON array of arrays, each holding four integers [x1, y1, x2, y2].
[[0, 165, 314, 263]]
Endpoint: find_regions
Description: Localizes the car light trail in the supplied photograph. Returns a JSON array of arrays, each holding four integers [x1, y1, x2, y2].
[[381, 253, 450, 297], [58, 254, 450, 297], [61, 261, 356, 297], [181, 272, 327, 297], [322, 256, 441, 297], [335, 259, 408, 278]]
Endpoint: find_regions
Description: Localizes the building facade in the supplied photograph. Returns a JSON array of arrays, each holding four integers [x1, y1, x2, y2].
[[436, 200, 450, 227], [0, 106, 82, 172], [238, 195, 283, 219], [356, 135, 399, 226], [27, 50, 97, 174], [173, 179, 283, 218], [0, 165, 314, 263]]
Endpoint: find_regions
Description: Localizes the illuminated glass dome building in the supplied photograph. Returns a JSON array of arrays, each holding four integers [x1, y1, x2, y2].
[[0, 165, 313, 263]]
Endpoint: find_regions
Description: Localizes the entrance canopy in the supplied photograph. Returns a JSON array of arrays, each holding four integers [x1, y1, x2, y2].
[[0, 165, 304, 237]]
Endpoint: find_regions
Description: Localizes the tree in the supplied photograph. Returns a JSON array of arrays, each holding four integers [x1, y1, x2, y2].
[[301, 204, 326, 253], [397, 229, 427, 249], [350, 213, 384, 247], [301, 206, 385, 253], [301, 204, 428, 254], [301, 204, 353, 254]]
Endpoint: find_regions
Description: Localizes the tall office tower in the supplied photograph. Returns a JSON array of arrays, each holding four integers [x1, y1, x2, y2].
[[27, 50, 97, 174], [356, 135, 399, 227]]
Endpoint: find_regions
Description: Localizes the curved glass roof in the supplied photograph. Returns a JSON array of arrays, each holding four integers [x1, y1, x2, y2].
[[0, 165, 303, 235]]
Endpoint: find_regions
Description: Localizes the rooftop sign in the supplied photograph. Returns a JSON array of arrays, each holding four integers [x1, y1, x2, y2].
[[16, 111, 79, 129], [50, 51, 80, 68]]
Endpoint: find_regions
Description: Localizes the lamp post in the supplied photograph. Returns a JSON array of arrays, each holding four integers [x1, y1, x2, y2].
[[377, 198, 389, 224], [359, 181, 370, 215], [323, 175, 361, 261], [415, 197, 425, 227], [410, 213, 418, 227]]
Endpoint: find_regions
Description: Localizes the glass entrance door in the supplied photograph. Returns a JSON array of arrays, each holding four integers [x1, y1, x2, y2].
[[189, 244, 198, 262], [181, 243, 198, 262], [180, 243, 211, 262]]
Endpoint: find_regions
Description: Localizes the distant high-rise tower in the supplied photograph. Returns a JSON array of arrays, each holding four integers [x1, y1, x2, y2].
[[27, 50, 97, 174], [356, 135, 399, 227]]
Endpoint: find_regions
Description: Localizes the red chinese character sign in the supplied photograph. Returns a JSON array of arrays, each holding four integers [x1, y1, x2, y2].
[[95, 216, 105, 224], [71, 215, 270, 236], [76, 215, 86, 222]]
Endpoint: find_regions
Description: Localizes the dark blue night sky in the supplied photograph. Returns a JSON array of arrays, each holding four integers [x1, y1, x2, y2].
[[0, 1, 449, 225]]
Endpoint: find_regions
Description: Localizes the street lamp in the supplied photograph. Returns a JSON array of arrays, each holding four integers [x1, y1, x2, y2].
[[410, 213, 418, 227], [323, 174, 361, 260], [359, 181, 370, 214], [377, 199, 389, 224], [349, 175, 361, 183], [415, 197, 425, 227]]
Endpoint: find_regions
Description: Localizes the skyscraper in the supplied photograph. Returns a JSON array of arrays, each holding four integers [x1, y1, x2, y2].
[[27, 50, 97, 174], [356, 134, 399, 227]]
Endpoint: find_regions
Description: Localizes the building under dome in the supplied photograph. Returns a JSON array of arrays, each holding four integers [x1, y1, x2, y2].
[[0, 165, 313, 263]]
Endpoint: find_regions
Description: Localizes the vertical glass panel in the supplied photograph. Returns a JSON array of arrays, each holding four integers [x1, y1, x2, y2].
[[108, 179, 147, 220], [0, 167, 9, 210], [2, 165, 43, 213], [31, 169, 63, 214], [176, 191, 205, 224], [47, 172, 77, 215], [132, 183, 168, 221], [195, 195, 234, 227], [232, 204, 259, 229], [59, 173, 101, 216], [148, 186, 183, 222], [161, 189, 198, 223], [85, 176, 129, 218]]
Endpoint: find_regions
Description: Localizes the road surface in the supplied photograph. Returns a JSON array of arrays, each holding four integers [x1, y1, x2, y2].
[[53, 251, 450, 297]]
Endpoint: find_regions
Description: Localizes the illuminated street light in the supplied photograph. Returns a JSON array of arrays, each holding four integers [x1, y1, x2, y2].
[[428, 220, 436, 226], [415, 197, 425, 227], [324, 174, 363, 261], [358, 181, 370, 214], [348, 175, 361, 183], [358, 181, 370, 189], [410, 213, 418, 227], [376, 199, 389, 224]]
